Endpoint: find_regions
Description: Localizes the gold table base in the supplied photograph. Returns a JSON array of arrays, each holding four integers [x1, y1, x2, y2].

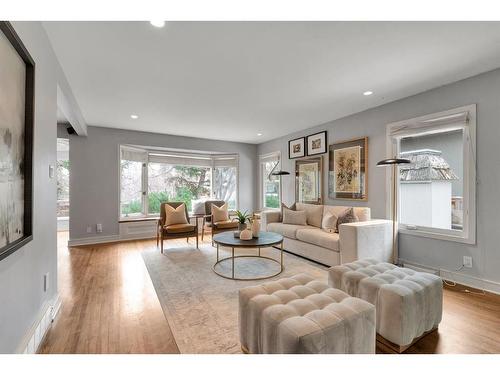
[[212, 242, 284, 281]]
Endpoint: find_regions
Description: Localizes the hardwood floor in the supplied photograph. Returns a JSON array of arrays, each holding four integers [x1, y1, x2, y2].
[[40, 232, 500, 354], [39, 232, 179, 354]]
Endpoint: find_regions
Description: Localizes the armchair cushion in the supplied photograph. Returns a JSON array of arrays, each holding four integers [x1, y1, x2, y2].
[[165, 223, 196, 234], [214, 220, 238, 229], [165, 203, 189, 226], [212, 203, 230, 222]]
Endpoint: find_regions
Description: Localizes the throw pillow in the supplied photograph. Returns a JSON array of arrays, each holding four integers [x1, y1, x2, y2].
[[212, 203, 229, 222], [322, 213, 338, 233], [165, 203, 189, 226], [282, 208, 307, 226], [191, 199, 206, 215], [335, 207, 359, 232], [295, 202, 323, 228]]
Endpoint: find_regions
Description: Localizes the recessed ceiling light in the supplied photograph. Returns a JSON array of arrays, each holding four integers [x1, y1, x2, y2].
[[363, 91, 373, 96], [130, 114, 139, 119], [150, 20, 165, 28], [257, 133, 263, 136]]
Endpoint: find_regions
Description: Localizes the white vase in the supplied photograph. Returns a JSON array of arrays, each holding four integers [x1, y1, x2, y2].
[[251, 219, 260, 238], [239, 228, 253, 240]]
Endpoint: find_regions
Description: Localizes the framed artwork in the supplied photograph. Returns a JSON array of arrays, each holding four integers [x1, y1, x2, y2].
[[295, 156, 323, 204], [0, 22, 35, 261], [288, 137, 305, 159], [306, 131, 327, 156], [328, 137, 368, 201]]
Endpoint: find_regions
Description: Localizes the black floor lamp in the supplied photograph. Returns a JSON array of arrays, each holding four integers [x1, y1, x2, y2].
[[377, 157, 411, 264], [269, 162, 290, 206]]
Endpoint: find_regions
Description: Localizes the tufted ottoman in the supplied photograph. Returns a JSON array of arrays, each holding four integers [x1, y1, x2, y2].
[[328, 259, 443, 352], [239, 273, 376, 354]]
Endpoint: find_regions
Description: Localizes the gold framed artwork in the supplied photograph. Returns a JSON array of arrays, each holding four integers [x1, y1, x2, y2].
[[295, 156, 323, 204], [328, 137, 368, 201]]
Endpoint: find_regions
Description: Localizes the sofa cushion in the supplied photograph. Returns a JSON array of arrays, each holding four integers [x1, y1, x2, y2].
[[296, 228, 339, 251], [282, 208, 307, 226], [323, 205, 370, 222], [295, 203, 323, 228], [267, 222, 312, 239]]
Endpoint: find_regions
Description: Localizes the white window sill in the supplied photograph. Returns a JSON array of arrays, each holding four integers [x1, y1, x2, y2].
[[399, 227, 475, 245]]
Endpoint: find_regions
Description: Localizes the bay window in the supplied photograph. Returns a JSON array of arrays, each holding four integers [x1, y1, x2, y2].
[[120, 146, 238, 217]]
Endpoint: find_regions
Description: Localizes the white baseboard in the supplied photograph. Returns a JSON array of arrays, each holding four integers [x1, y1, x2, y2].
[[17, 294, 61, 354], [401, 259, 500, 295], [68, 235, 120, 246]]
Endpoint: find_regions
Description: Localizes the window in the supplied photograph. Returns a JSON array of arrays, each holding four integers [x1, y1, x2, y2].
[[213, 165, 237, 210], [387, 105, 476, 243], [56, 138, 70, 220], [120, 147, 238, 217], [260, 152, 281, 209]]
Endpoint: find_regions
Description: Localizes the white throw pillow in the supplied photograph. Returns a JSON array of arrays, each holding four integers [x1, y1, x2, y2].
[[282, 208, 307, 226], [165, 203, 189, 226], [322, 213, 338, 233], [212, 203, 229, 223]]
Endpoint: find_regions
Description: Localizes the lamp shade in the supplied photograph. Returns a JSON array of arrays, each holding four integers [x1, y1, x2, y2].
[[376, 158, 411, 166], [271, 170, 290, 176]]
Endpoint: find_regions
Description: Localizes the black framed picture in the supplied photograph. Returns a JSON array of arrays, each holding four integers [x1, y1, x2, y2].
[[288, 137, 305, 159], [0, 22, 35, 261], [306, 131, 327, 156]]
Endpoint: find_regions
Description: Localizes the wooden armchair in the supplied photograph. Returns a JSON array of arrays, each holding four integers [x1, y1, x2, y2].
[[157, 202, 198, 253], [201, 200, 238, 244]]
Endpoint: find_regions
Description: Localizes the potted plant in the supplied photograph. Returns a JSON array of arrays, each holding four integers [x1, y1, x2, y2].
[[233, 210, 252, 233]]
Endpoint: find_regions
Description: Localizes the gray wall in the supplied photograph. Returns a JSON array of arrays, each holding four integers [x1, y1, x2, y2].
[[258, 68, 500, 287], [0, 22, 75, 352], [69, 126, 258, 240]]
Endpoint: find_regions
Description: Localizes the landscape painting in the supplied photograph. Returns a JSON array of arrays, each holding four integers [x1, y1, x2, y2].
[[329, 137, 368, 201], [0, 22, 34, 260]]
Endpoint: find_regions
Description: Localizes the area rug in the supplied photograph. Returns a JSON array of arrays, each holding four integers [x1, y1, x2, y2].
[[141, 241, 328, 353]]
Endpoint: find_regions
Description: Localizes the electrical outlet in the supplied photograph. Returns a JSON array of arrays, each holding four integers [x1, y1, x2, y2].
[[96, 223, 103, 233], [86, 226, 92, 233], [43, 273, 50, 292], [463, 256, 473, 268]]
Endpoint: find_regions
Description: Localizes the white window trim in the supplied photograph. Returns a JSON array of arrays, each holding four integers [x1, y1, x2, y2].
[[119, 146, 240, 219], [385, 104, 477, 244], [259, 151, 281, 211]]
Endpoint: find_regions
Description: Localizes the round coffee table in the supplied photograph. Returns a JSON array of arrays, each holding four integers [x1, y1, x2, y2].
[[212, 231, 284, 280]]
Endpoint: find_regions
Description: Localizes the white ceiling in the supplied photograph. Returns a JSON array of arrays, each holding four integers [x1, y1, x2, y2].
[[43, 21, 500, 144]]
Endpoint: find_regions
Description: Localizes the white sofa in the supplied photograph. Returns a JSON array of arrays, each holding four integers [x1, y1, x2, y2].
[[261, 203, 392, 266]]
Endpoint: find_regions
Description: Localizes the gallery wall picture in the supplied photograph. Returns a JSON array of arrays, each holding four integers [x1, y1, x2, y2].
[[0, 22, 35, 261], [295, 156, 323, 204], [288, 137, 305, 159], [328, 137, 368, 201], [306, 131, 327, 156]]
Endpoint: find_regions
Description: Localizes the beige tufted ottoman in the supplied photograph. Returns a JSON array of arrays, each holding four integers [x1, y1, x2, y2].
[[328, 259, 443, 353], [239, 274, 376, 354]]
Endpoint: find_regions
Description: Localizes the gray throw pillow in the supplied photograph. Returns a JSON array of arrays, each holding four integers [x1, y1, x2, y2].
[[335, 207, 359, 232], [280, 202, 296, 221], [282, 208, 307, 226]]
